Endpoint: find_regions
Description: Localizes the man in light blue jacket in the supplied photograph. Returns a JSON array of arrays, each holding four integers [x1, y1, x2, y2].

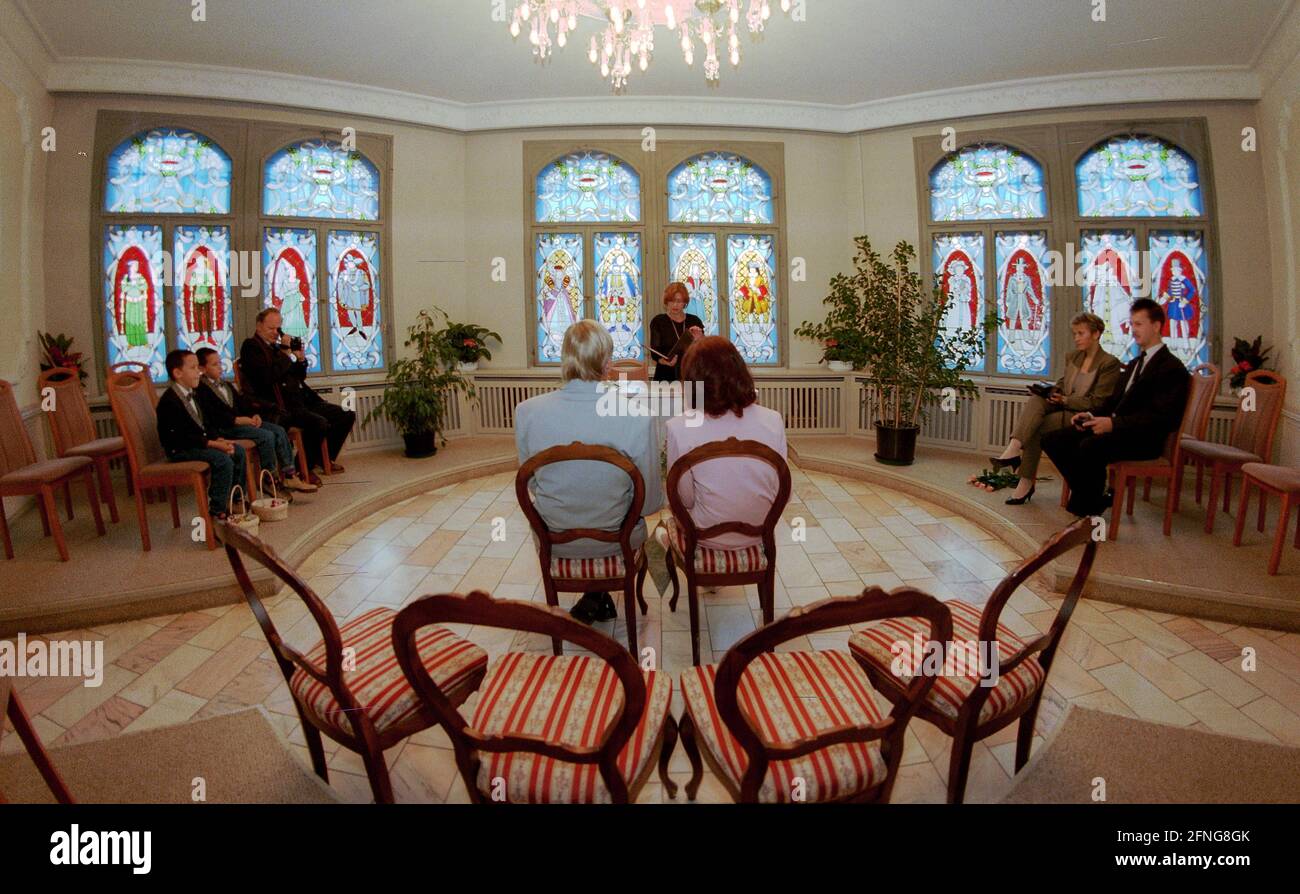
[[515, 320, 663, 623]]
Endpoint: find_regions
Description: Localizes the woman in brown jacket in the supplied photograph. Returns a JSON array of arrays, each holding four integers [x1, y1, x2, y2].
[[990, 312, 1122, 504]]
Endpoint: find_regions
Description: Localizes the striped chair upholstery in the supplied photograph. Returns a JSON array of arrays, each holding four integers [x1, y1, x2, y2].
[[468, 652, 672, 803], [290, 607, 488, 739], [665, 516, 767, 574], [679, 652, 889, 803], [848, 599, 1045, 724], [549, 549, 640, 581]]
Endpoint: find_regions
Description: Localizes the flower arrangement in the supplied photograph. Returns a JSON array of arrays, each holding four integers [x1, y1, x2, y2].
[[1228, 335, 1272, 389], [442, 321, 502, 365], [967, 468, 1021, 492], [38, 332, 87, 384]]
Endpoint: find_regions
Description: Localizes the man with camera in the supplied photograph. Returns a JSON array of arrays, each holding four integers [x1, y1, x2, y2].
[[239, 307, 355, 482]]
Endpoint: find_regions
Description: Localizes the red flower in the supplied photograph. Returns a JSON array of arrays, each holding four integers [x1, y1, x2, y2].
[[825, 338, 838, 348], [463, 338, 477, 347]]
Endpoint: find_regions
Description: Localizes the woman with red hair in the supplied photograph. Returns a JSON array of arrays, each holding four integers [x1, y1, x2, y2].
[[666, 336, 786, 549], [649, 282, 704, 383]]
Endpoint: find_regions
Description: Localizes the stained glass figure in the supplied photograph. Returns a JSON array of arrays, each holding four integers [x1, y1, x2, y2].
[[263, 228, 321, 372], [994, 232, 1051, 375], [594, 232, 643, 361], [263, 140, 380, 221], [1079, 230, 1140, 363], [668, 152, 773, 224], [933, 233, 986, 371], [535, 233, 584, 363], [929, 144, 1046, 222], [174, 225, 233, 373], [104, 129, 232, 215], [535, 152, 640, 223], [727, 234, 777, 363], [103, 225, 166, 381], [1150, 230, 1210, 368], [668, 233, 720, 336], [328, 231, 384, 371], [1076, 135, 1202, 218]]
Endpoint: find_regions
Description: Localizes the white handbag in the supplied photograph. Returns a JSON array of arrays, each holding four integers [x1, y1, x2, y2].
[[251, 469, 290, 522], [226, 484, 260, 536]]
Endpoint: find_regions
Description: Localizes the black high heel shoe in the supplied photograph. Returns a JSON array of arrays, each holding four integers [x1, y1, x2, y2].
[[1005, 485, 1035, 505], [989, 455, 1021, 471]]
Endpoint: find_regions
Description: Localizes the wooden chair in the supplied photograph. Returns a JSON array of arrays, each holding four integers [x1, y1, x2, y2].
[[849, 517, 1098, 803], [217, 520, 488, 803], [676, 587, 952, 803], [234, 359, 328, 479], [1233, 463, 1300, 575], [604, 359, 649, 382], [392, 589, 676, 804], [662, 437, 792, 665], [0, 380, 106, 562], [39, 367, 129, 523], [108, 361, 158, 406], [1183, 371, 1287, 534], [107, 368, 216, 551], [0, 678, 74, 804], [516, 441, 651, 657]]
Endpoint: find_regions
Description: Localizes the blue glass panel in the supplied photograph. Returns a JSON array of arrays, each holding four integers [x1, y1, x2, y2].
[[535, 152, 640, 223], [1079, 230, 1140, 363], [104, 129, 232, 215], [932, 233, 986, 371], [667, 233, 720, 336], [1150, 230, 1209, 369], [262, 228, 321, 372], [594, 232, 643, 361], [668, 152, 773, 224], [328, 231, 384, 371], [174, 225, 233, 374], [1076, 136, 1202, 217], [726, 234, 777, 363], [929, 144, 1045, 221], [535, 233, 584, 363], [994, 232, 1051, 375], [263, 140, 380, 220], [103, 225, 167, 382]]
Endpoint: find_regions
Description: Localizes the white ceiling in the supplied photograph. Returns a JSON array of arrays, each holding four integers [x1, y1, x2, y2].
[[11, 0, 1298, 130]]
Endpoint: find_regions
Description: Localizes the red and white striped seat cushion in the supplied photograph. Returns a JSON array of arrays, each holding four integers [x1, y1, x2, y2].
[[289, 607, 487, 740], [548, 548, 640, 581], [468, 652, 672, 803], [679, 652, 889, 803], [665, 517, 767, 575], [848, 599, 1045, 725]]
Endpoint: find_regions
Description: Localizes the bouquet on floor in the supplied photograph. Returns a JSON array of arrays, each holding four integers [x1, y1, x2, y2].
[[967, 468, 1021, 492], [1228, 335, 1272, 389]]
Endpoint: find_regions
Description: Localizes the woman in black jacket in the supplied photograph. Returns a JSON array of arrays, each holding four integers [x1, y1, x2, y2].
[[648, 282, 704, 383]]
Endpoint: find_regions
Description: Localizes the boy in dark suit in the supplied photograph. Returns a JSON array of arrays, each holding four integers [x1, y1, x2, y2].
[[1042, 298, 1191, 517], [157, 349, 247, 521]]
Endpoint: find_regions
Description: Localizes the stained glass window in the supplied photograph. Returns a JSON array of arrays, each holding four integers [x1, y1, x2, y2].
[[535, 152, 640, 223], [994, 232, 1051, 375], [104, 129, 232, 215], [727, 234, 778, 364], [929, 144, 1046, 222], [669, 152, 773, 224], [594, 232, 643, 361], [103, 225, 167, 381], [328, 231, 384, 371], [1079, 230, 1140, 363], [668, 233, 720, 337], [263, 140, 380, 221], [1149, 230, 1210, 368], [1076, 135, 1202, 218], [174, 225, 233, 373], [933, 234, 987, 371], [535, 233, 584, 363], [263, 228, 321, 372]]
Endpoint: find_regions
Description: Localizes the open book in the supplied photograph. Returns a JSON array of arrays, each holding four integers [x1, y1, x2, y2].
[[650, 327, 695, 362]]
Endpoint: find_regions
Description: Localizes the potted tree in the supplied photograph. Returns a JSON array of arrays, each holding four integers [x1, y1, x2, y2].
[[844, 236, 993, 465], [443, 321, 502, 372], [365, 307, 475, 458]]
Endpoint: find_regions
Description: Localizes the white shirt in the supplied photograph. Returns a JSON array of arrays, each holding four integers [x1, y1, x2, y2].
[[1124, 342, 1165, 393]]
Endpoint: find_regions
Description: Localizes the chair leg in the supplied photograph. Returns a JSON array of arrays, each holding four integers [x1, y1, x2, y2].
[[1268, 495, 1293, 576], [1109, 475, 1126, 543], [62, 481, 74, 520], [1172, 459, 1185, 513], [1015, 694, 1045, 773], [358, 743, 395, 804], [658, 713, 679, 799], [687, 579, 701, 666], [622, 579, 639, 658], [295, 707, 330, 783], [168, 487, 181, 528], [6, 692, 74, 803], [37, 496, 51, 537], [946, 727, 976, 805], [678, 711, 704, 801], [542, 577, 562, 656], [665, 546, 680, 612], [0, 497, 12, 559], [1125, 476, 1136, 515], [1223, 471, 1233, 513], [193, 474, 216, 550], [82, 471, 105, 537], [759, 570, 776, 626], [1195, 460, 1204, 504], [1258, 489, 1268, 533], [133, 482, 152, 552], [1233, 479, 1252, 547], [96, 458, 119, 524], [40, 486, 70, 562], [635, 553, 649, 615], [1204, 465, 1222, 534], [1162, 471, 1177, 536]]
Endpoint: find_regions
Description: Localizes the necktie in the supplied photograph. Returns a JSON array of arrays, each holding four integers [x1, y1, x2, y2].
[[1125, 351, 1147, 393], [186, 393, 204, 427]]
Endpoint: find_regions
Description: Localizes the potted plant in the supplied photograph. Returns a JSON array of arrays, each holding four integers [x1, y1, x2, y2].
[[365, 307, 475, 458], [37, 332, 88, 384], [796, 296, 869, 372], [841, 236, 993, 465], [443, 321, 502, 372], [1228, 335, 1272, 390]]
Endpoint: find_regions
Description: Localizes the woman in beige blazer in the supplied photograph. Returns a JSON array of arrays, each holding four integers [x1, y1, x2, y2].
[[990, 312, 1122, 504]]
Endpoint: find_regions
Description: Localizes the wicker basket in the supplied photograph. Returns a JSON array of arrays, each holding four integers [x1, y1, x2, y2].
[[226, 485, 260, 536], [251, 469, 290, 522]]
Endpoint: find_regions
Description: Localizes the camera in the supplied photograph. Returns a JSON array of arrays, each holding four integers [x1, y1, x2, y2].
[[278, 327, 304, 352]]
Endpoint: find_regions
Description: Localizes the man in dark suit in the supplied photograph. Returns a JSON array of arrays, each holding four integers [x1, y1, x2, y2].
[[1042, 298, 1191, 517], [239, 307, 355, 480], [157, 349, 247, 521]]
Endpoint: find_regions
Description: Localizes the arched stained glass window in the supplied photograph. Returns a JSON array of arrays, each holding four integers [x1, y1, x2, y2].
[[1075, 135, 1202, 218], [535, 151, 640, 223], [929, 143, 1046, 222], [668, 152, 773, 224], [263, 139, 380, 220], [104, 129, 232, 215]]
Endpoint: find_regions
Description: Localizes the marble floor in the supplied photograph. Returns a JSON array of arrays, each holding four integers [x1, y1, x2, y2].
[[5, 463, 1300, 804]]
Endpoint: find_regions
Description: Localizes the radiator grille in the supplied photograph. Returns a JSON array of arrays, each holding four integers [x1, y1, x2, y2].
[[756, 379, 843, 433]]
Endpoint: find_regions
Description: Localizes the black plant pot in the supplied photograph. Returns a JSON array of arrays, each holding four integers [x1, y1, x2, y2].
[[402, 430, 438, 459], [874, 423, 919, 466]]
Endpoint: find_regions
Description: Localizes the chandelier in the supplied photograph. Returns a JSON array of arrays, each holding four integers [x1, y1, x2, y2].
[[507, 1, 802, 91]]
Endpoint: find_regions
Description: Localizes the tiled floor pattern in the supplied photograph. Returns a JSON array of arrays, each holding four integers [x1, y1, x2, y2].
[[6, 464, 1300, 804]]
